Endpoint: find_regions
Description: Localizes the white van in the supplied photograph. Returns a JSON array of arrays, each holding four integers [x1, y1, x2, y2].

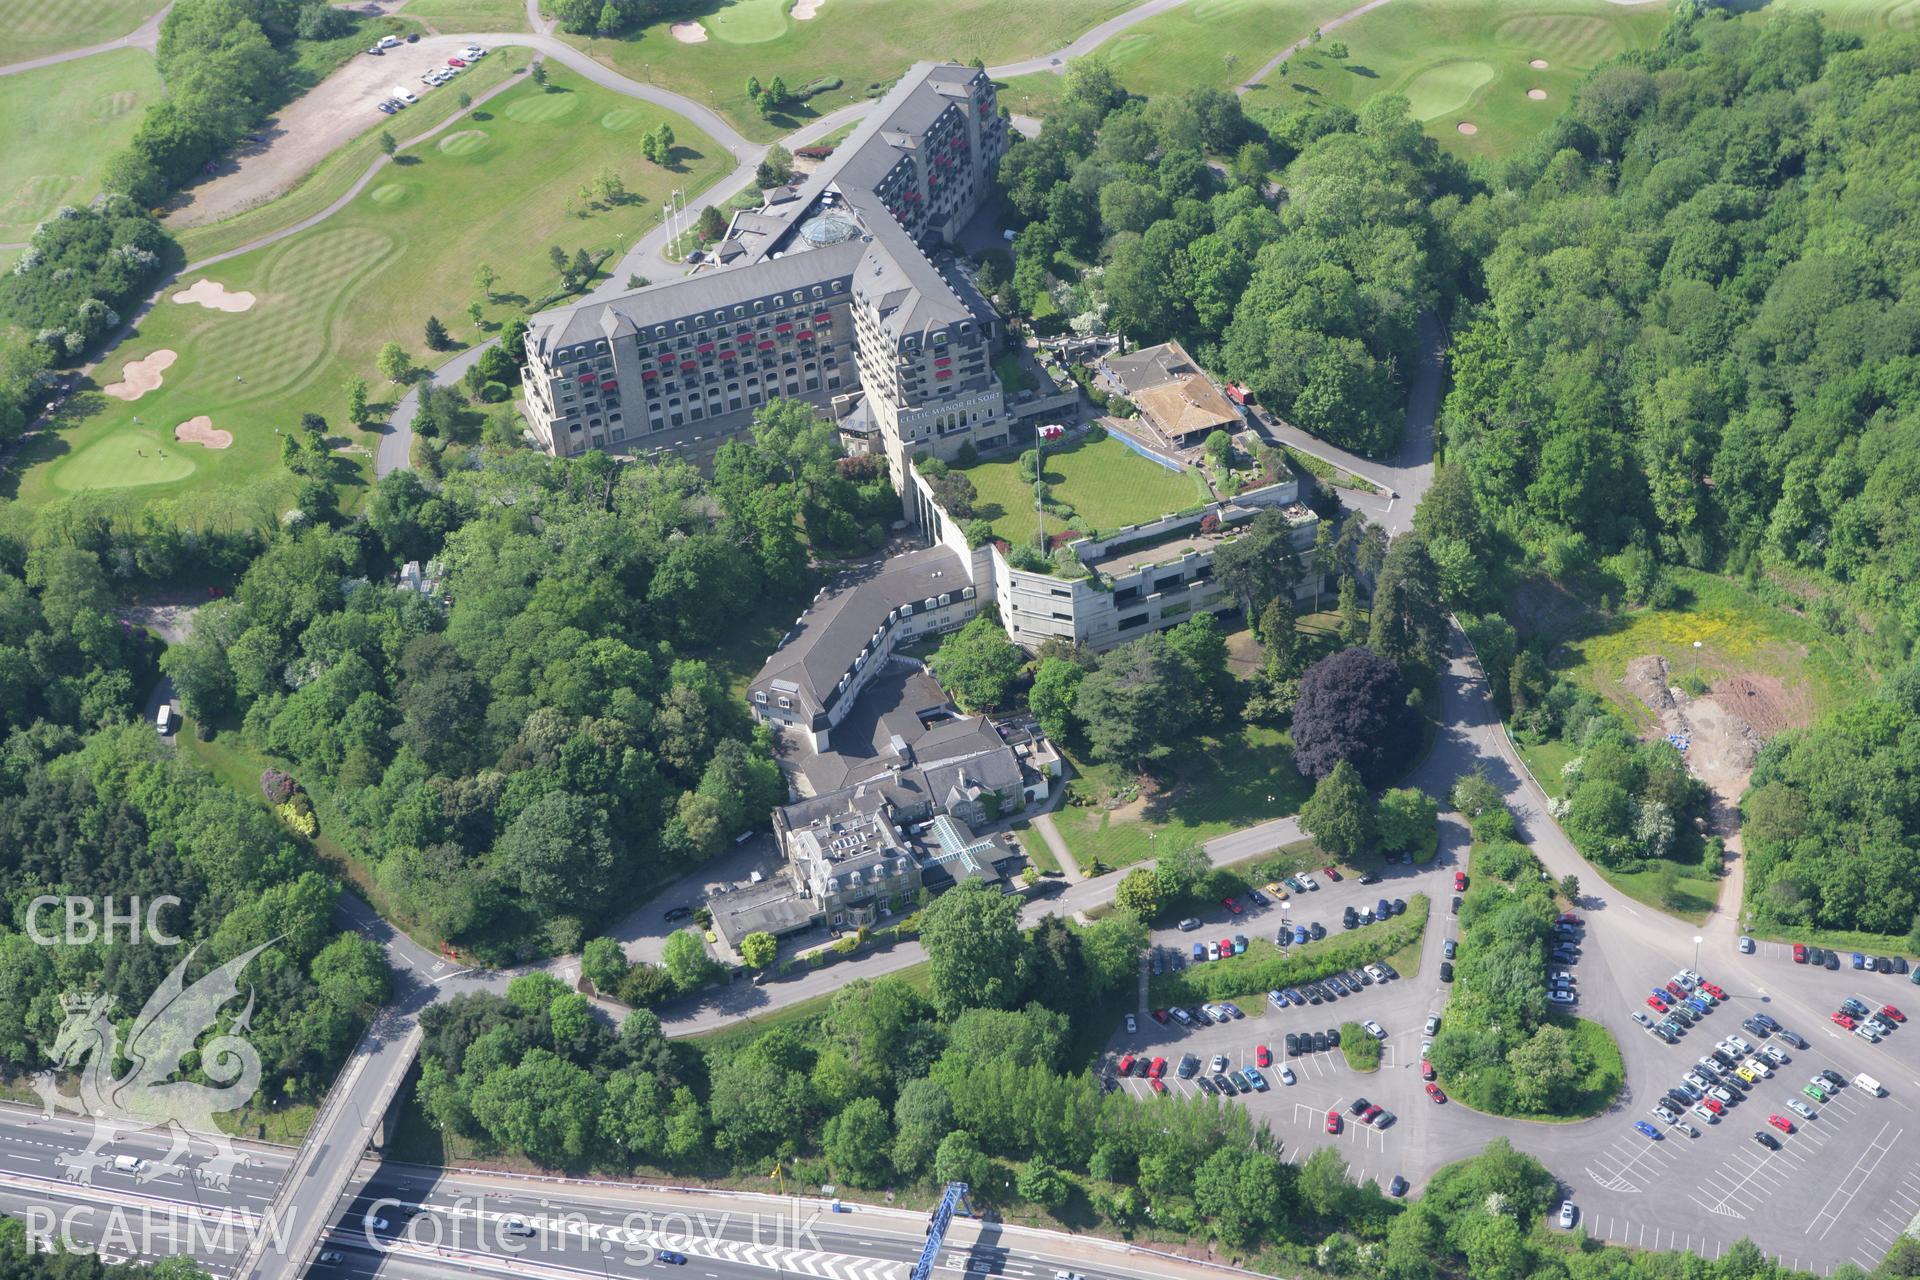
[[1854, 1072, 1885, 1097], [112, 1155, 145, 1173], [154, 704, 176, 735], [377, 34, 400, 48], [392, 87, 418, 104]]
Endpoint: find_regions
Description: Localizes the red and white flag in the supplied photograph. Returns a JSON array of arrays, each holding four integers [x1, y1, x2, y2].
[[1037, 423, 1065, 441]]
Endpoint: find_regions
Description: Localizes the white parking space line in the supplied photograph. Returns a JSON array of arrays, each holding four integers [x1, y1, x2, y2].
[[1807, 1121, 1902, 1240]]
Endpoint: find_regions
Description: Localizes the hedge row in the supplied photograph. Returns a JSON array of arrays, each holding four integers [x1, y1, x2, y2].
[[1149, 893, 1429, 1004]]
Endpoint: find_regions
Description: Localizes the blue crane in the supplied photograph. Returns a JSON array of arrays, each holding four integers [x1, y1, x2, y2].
[[912, 1181, 973, 1280]]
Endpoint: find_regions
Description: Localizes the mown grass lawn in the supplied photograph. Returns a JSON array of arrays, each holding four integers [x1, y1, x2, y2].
[[0, 49, 163, 244], [0, 0, 167, 64], [559, 0, 1140, 143], [960, 432, 1208, 545], [1246, 0, 1667, 160], [404, 0, 532, 32], [996, 0, 1352, 120], [7, 65, 722, 523], [1054, 724, 1310, 872]]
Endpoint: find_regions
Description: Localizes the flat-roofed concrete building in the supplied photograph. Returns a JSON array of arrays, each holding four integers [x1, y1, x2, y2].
[[521, 62, 1012, 485]]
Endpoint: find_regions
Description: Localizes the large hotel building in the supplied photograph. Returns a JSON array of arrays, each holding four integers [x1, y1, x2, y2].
[[521, 62, 1017, 494]]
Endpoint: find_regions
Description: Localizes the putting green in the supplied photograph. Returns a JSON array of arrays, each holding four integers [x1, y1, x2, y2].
[[706, 0, 789, 43], [504, 92, 580, 122], [368, 182, 413, 206], [1403, 59, 1496, 120], [51, 432, 196, 492], [437, 129, 491, 155], [600, 106, 647, 131], [1493, 13, 1623, 66]]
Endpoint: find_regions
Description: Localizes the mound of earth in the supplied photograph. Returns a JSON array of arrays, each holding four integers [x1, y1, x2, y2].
[[1622, 655, 1676, 716]]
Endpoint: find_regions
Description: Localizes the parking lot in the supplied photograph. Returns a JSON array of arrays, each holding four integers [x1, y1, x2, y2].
[[1547, 943, 1920, 1276], [1107, 851, 1459, 1190]]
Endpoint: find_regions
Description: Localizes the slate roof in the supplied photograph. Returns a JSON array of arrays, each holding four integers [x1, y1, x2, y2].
[[750, 545, 968, 722], [527, 238, 865, 355]]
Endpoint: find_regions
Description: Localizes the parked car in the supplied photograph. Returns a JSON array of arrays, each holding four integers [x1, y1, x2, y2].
[[1439, 961, 1454, 982], [1177, 917, 1201, 931], [1389, 1176, 1408, 1197], [1363, 1020, 1387, 1040], [1739, 936, 1755, 953], [1425, 1083, 1447, 1104], [1633, 1121, 1660, 1139], [1793, 943, 1807, 964], [1753, 1130, 1780, 1150], [1787, 1099, 1816, 1121], [1247, 889, 1269, 907], [1325, 1110, 1342, 1134], [1221, 897, 1243, 915], [1124, 1014, 1137, 1034]]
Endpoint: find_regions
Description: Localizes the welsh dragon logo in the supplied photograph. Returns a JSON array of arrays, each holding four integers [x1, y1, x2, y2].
[[31, 941, 272, 1189]]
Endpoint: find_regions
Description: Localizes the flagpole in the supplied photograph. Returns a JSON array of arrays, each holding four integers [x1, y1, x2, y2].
[[1035, 424, 1045, 554]]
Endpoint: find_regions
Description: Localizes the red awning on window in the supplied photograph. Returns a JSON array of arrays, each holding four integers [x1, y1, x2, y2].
[[680, 361, 699, 373], [759, 340, 776, 351], [697, 342, 714, 355], [775, 322, 794, 334], [640, 370, 657, 380], [601, 381, 617, 391], [813, 311, 832, 324], [934, 357, 951, 368], [797, 330, 814, 341], [936, 370, 953, 379], [719, 350, 736, 361]]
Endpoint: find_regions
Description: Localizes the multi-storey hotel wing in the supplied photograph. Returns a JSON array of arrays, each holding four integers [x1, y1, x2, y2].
[[521, 62, 1016, 494]]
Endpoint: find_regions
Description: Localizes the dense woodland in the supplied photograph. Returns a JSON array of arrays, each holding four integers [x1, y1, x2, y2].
[[155, 401, 896, 960], [988, 64, 1465, 456], [0, 541, 387, 1098]]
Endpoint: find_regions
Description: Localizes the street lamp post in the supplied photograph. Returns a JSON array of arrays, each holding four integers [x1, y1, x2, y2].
[[1693, 935, 1703, 971]]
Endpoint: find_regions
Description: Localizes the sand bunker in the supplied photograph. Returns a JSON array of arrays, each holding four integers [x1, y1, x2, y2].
[[1456, 121, 1478, 135], [103, 350, 177, 401], [791, 0, 824, 17], [172, 279, 256, 313], [669, 20, 708, 41], [173, 416, 231, 449], [1527, 88, 1548, 100], [1529, 58, 1549, 69]]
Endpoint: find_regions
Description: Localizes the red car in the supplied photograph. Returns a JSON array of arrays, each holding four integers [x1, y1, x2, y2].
[[1218, 938, 1234, 958], [1151, 1078, 1166, 1095], [1831, 1012, 1855, 1030], [1702, 982, 1726, 999], [1664, 982, 1687, 1001], [1222, 897, 1243, 916], [447, 56, 467, 66], [1362, 1104, 1383, 1125], [1701, 1097, 1723, 1115], [1425, 1083, 1447, 1104], [1326, 1109, 1342, 1134], [1768, 1114, 1794, 1134], [1117, 1054, 1137, 1076], [1421, 1059, 1435, 1081], [1557, 912, 1582, 925], [1454, 872, 1468, 891], [1256, 1045, 1272, 1067], [1323, 866, 1342, 882], [1646, 996, 1669, 1012], [1148, 1057, 1167, 1079], [1792, 943, 1807, 964], [1882, 1005, 1906, 1023], [1150, 1008, 1170, 1025]]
